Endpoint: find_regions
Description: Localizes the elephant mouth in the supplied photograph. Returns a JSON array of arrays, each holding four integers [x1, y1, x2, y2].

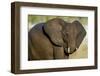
[[64, 47, 78, 55]]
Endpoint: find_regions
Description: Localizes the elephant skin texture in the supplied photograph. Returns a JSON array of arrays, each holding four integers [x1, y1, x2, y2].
[[28, 18, 86, 60]]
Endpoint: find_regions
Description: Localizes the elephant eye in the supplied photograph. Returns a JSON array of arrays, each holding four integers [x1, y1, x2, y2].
[[66, 32, 69, 36], [65, 32, 69, 36], [62, 31, 69, 37], [66, 32, 69, 34]]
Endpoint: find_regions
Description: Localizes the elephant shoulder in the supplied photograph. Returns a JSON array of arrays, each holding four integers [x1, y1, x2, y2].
[[33, 23, 45, 31], [28, 22, 48, 40], [29, 23, 45, 34]]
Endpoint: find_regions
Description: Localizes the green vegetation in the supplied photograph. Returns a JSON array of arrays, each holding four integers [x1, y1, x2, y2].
[[28, 15, 88, 28]]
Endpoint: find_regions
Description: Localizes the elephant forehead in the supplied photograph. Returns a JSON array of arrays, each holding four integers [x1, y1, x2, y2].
[[45, 24, 62, 32]]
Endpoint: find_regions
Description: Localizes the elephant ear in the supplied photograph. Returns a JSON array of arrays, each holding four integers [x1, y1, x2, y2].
[[73, 20, 86, 48], [43, 18, 64, 46]]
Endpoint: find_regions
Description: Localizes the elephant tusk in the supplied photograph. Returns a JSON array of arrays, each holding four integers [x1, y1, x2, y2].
[[76, 48, 78, 50], [68, 47, 70, 53]]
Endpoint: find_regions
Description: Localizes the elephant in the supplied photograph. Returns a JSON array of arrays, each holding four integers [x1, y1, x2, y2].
[[28, 18, 86, 60]]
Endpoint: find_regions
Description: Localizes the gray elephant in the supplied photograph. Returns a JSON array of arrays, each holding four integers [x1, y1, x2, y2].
[[28, 18, 86, 60]]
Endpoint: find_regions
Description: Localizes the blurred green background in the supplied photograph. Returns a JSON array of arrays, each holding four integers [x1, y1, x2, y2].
[[28, 15, 88, 30], [28, 15, 88, 59]]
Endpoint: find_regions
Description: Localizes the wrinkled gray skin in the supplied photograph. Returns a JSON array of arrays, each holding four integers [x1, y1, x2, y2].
[[28, 18, 86, 60]]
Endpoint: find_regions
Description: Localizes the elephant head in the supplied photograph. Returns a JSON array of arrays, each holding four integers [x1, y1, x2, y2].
[[43, 18, 86, 56]]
